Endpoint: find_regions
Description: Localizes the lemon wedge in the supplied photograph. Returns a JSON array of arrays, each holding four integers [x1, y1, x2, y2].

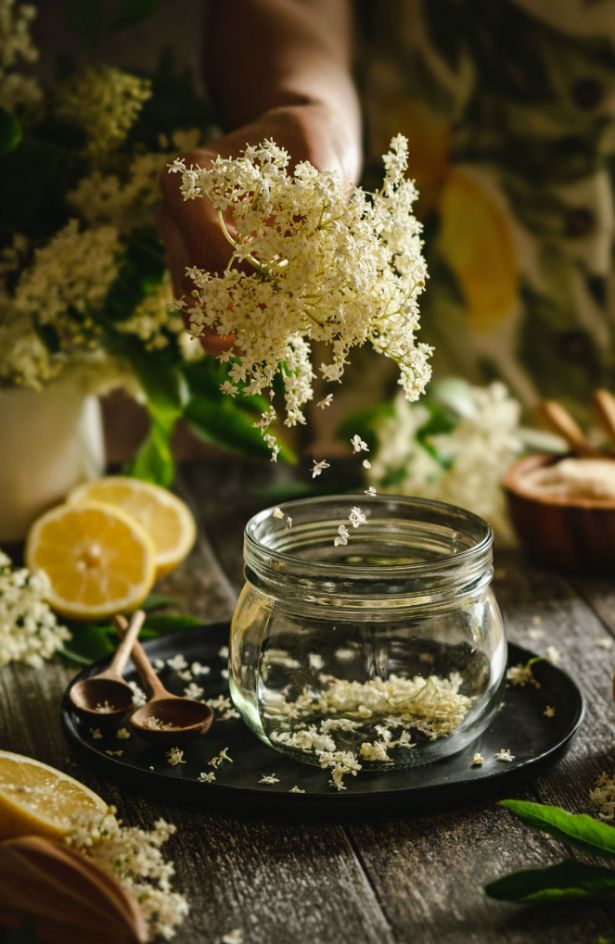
[[0, 750, 107, 841], [69, 477, 196, 578], [26, 502, 156, 620]]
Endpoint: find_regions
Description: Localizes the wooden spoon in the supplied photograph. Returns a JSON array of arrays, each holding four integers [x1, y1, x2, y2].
[[114, 615, 213, 745], [593, 388, 615, 451], [69, 611, 145, 730], [537, 400, 601, 458]]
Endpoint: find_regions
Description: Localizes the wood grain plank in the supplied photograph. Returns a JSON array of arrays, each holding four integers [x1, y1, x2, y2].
[[345, 552, 615, 944], [0, 463, 393, 944]]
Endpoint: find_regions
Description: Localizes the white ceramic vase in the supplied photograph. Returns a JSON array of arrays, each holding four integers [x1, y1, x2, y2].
[[0, 376, 105, 542]]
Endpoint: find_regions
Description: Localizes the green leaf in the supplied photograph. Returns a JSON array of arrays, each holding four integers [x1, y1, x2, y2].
[[141, 593, 183, 612], [500, 800, 615, 859], [111, 0, 164, 31], [64, 0, 106, 49], [484, 860, 615, 904], [125, 417, 175, 487], [61, 624, 115, 662], [0, 107, 21, 153], [185, 396, 296, 463], [121, 346, 187, 486], [143, 613, 203, 634]]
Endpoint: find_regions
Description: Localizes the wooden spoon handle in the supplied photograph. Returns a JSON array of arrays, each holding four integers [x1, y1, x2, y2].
[[114, 615, 170, 699], [108, 610, 145, 678], [594, 388, 615, 449], [537, 400, 598, 457]]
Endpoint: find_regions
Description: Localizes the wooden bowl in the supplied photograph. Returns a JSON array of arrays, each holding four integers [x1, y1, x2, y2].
[[503, 453, 615, 572]]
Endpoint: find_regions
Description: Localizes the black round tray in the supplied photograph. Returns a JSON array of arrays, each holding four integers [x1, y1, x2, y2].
[[61, 624, 584, 818]]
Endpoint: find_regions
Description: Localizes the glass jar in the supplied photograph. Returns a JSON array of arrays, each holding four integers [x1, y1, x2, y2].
[[230, 495, 506, 774]]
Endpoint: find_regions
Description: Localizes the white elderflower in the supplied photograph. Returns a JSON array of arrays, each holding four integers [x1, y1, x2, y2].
[[318, 750, 362, 792], [56, 66, 151, 156], [105, 749, 124, 758], [495, 748, 515, 763], [66, 808, 189, 940], [317, 394, 333, 409], [506, 661, 540, 689], [167, 654, 189, 671], [591, 773, 615, 821], [351, 435, 369, 454], [543, 705, 555, 718], [359, 741, 391, 763], [208, 747, 233, 769], [166, 747, 186, 766], [289, 785, 306, 794], [184, 682, 204, 700], [222, 931, 244, 944], [90, 728, 103, 740], [170, 136, 430, 433], [362, 459, 372, 470], [218, 646, 229, 659], [334, 524, 349, 547], [311, 459, 330, 478], [198, 771, 216, 783], [286, 516, 293, 528], [471, 753, 484, 767], [0, 551, 70, 668], [272, 506, 285, 519], [15, 220, 120, 331], [117, 276, 184, 352], [364, 486, 377, 496], [544, 646, 560, 666], [116, 727, 131, 740], [367, 382, 523, 542], [128, 680, 147, 706], [191, 661, 210, 675], [0, 0, 42, 113], [309, 653, 324, 671], [258, 774, 280, 785], [348, 506, 367, 529]]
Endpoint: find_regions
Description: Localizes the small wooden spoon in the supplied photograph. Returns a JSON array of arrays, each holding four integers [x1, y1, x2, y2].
[[594, 388, 615, 451], [69, 611, 145, 730], [114, 615, 213, 744], [537, 400, 601, 458]]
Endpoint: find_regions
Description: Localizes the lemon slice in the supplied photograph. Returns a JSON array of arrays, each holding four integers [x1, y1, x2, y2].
[[26, 502, 156, 620], [69, 477, 196, 578], [0, 750, 108, 841]]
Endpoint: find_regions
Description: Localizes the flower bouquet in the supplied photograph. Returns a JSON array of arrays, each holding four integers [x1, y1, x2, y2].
[[0, 0, 285, 488]]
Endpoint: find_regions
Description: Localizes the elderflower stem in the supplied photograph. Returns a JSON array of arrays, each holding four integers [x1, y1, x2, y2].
[[217, 209, 271, 277]]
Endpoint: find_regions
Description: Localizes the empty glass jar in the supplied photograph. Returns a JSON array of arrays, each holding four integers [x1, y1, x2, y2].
[[230, 495, 506, 774]]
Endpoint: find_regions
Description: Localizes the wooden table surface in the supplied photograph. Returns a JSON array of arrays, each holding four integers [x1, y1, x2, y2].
[[2, 459, 614, 944]]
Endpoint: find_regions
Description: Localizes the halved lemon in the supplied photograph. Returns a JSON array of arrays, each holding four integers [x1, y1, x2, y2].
[[0, 750, 108, 841], [69, 477, 196, 578], [26, 502, 156, 620]]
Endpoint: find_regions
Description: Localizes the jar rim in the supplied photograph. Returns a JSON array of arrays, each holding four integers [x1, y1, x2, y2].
[[245, 493, 492, 581]]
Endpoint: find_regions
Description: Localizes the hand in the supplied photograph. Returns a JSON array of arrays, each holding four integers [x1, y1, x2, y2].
[[157, 103, 358, 353]]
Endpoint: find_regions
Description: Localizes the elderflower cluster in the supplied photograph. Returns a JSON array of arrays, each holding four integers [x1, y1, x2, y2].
[[66, 808, 189, 940], [169, 135, 431, 441], [0, 551, 70, 668], [267, 670, 473, 790], [67, 132, 201, 234], [368, 382, 523, 541], [0, 0, 41, 113], [56, 66, 151, 157], [117, 276, 185, 351], [14, 219, 121, 332]]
